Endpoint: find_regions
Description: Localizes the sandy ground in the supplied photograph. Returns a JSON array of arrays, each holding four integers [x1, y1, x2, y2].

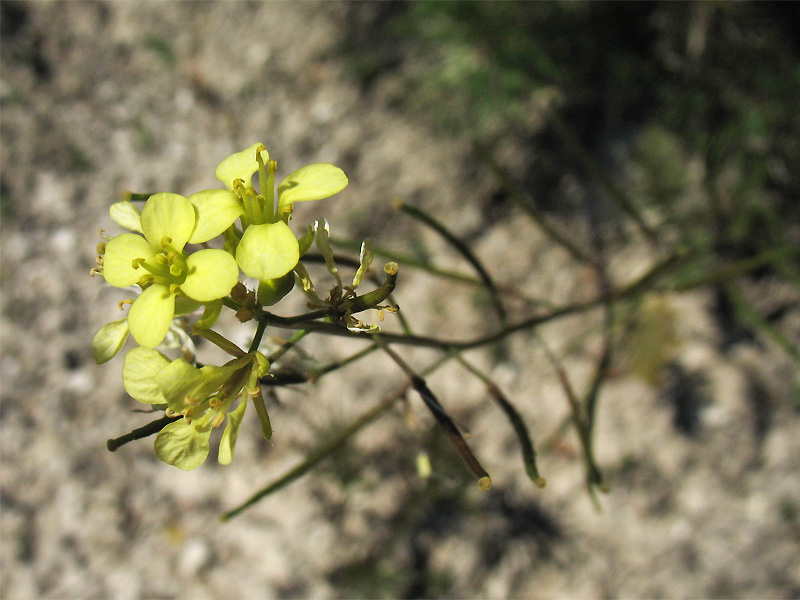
[[2, 2, 800, 598]]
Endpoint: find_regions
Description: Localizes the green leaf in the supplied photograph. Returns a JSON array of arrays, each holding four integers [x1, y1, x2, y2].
[[122, 347, 171, 404], [91, 318, 129, 364], [218, 397, 248, 465], [187, 189, 244, 244], [277, 163, 348, 210], [181, 248, 239, 302], [154, 419, 211, 470], [140, 192, 196, 252], [103, 233, 156, 287], [235, 221, 300, 281], [127, 284, 176, 348], [109, 201, 143, 233], [215, 143, 268, 191]]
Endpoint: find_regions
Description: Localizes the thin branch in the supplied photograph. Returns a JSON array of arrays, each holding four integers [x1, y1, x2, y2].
[[395, 200, 507, 325], [377, 338, 492, 490], [456, 355, 545, 487], [222, 354, 452, 520], [107, 414, 180, 452]]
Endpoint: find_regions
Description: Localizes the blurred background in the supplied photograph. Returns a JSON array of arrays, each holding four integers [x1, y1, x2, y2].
[[2, 2, 799, 598]]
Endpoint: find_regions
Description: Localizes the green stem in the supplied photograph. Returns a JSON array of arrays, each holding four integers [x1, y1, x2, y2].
[[267, 329, 309, 363], [107, 414, 180, 452], [248, 319, 268, 353]]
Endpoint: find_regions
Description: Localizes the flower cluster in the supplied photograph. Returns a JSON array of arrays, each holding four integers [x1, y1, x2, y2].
[[92, 144, 348, 469]]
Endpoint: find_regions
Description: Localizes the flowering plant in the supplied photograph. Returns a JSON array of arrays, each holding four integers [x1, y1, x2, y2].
[[93, 144, 360, 469], [93, 143, 522, 520]]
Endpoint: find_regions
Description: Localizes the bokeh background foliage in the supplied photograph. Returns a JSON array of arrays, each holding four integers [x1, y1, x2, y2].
[[2, 2, 800, 598]]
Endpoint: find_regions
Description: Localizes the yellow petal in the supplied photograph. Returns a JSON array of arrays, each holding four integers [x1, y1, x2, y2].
[[140, 192, 196, 252], [122, 347, 171, 404], [103, 233, 156, 287], [127, 284, 176, 348], [91, 319, 129, 364], [181, 249, 240, 302], [109, 201, 143, 233], [235, 221, 300, 281], [154, 420, 211, 470], [214, 143, 268, 191], [187, 189, 244, 244], [277, 163, 348, 210]]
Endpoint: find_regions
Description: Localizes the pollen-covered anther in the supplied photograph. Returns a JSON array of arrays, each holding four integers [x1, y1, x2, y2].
[[169, 264, 183, 277], [118, 299, 133, 310], [159, 236, 173, 249], [168, 283, 181, 295], [96, 242, 107, 256], [138, 274, 155, 287], [132, 257, 146, 269]]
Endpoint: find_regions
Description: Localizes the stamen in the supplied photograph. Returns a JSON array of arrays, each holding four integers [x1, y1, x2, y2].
[[264, 160, 277, 222], [118, 299, 133, 310]]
